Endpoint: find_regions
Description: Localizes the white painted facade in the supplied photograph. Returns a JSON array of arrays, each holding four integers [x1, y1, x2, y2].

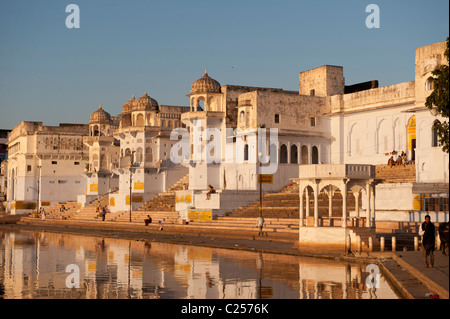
[[5, 121, 89, 214], [108, 93, 189, 212], [177, 41, 449, 218]]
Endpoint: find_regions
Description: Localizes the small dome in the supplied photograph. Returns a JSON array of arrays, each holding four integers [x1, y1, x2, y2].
[[132, 92, 159, 111], [190, 70, 221, 94], [90, 104, 112, 124], [121, 95, 135, 114]]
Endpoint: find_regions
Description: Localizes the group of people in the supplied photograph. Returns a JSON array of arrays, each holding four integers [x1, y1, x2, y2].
[[95, 206, 108, 221], [387, 151, 408, 167]]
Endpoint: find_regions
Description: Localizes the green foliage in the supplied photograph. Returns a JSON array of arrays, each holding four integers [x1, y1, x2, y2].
[[425, 37, 449, 153]]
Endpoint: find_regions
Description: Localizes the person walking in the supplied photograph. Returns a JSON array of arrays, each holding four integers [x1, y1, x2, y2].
[[40, 207, 46, 221], [419, 215, 436, 268], [256, 214, 266, 236]]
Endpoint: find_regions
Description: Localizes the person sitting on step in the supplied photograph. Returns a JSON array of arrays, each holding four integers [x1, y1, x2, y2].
[[144, 215, 152, 226]]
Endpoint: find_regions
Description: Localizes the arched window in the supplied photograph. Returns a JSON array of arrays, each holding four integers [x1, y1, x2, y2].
[[239, 111, 245, 126], [145, 147, 153, 163], [197, 98, 205, 111], [290, 144, 298, 164], [93, 125, 100, 136], [301, 145, 308, 164], [432, 120, 440, 147], [136, 114, 144, 127], [280, 144, 288, 163], [312, 146, 319, 164], [425, 77, 435, 91], [135, 147, 143, 164]]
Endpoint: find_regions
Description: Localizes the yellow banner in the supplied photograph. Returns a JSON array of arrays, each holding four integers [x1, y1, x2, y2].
[[412, 195, 422, 210], [134, 182, 144, 190], [90, 184, 98, 192], [188, 210, 212, 222], [258, 174, 273, 184], [175, 191, 193, 203], [109, 197, 115, 207], [407, 116, 416, 150], [126, 195, 144, 205]]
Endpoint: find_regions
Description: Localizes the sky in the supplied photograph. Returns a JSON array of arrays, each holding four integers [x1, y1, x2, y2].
[[0, 0, 448, 130]]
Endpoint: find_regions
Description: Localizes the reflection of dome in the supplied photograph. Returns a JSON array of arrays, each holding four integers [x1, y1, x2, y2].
[[132, 92, 159, 111], [190, 70, 221, 94], [90, 104, 112, 124], [121, 95, 135, 113]]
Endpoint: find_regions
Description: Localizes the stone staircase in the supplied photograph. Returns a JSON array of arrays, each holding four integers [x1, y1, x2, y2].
[[375, 164, 416, 183], [72, 192, 114, 220], [231, 183, 357, 219], [108, 174, 189, 223], [42, 202, 79, 220], [137, 174, 189, 212], [188, 217, 299, 241]]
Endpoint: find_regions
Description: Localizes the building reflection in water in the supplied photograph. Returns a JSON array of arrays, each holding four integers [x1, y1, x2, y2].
[[0, 230, 399, 299]]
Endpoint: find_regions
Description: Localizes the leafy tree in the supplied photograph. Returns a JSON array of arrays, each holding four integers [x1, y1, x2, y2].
[[425, 37, 449, 153]]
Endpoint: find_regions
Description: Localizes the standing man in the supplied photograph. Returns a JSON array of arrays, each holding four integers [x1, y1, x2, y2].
[[256, 214, 266, 236], [419, 215, 436, 268]]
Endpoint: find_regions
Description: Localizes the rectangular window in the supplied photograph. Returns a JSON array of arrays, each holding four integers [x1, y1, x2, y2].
[[51, 161, 57, 165], [27, 165, 32, 172], [310, 117, 316, 127], [74, 162, 80, 165], [274, 114, 280, 124], [310, 89, 315, 96]]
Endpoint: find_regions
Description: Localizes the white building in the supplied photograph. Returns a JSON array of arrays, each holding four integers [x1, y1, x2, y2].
[[78, 105, 121, 208], [108, 92, 190, 212], [176, 41, 449, 220], [6, 121, 89, 214]]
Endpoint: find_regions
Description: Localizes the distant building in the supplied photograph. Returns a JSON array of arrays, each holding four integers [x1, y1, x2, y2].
[[0, 129, 11, 203], [0, 129, 10, 162], [6, 121, 89, 214]]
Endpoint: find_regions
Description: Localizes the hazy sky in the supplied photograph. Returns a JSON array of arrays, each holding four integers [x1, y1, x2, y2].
[[0, 0, 448, 130]]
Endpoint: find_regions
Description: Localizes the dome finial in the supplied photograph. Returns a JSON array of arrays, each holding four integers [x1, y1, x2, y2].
[[99, 104, 102, 109], [132, 94, 135, 99]]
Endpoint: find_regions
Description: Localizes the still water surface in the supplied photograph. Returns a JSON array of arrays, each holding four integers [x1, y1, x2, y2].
[[0, 229, 400, 299]]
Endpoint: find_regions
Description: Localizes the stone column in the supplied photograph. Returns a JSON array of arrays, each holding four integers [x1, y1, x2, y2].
[[366, 182, 371, 228], [307, 144, 311, 164], [328, 185, 334, 218], [313, 180, 319, 227], [353, 192, 360, 217], [342, 180, 348, 228], [299, 186, 304, 227], [305, 188, 310, 217], [370, 182, 375, 228]]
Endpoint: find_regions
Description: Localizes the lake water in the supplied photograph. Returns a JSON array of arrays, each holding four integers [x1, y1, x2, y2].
[[0, 229, 400, 299]]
